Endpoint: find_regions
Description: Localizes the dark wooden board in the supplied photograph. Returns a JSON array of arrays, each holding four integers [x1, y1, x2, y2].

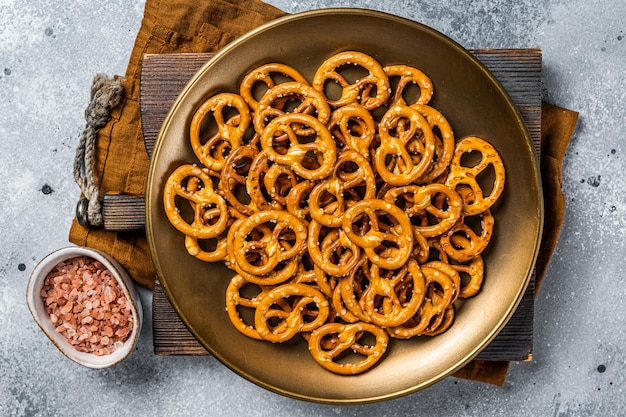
[[142, 50, 542, 360]]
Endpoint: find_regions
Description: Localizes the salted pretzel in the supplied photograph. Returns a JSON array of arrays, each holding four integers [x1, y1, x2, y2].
[[410, 104, 455, 183], [228, 210, 307, 277], [254, 81, 331, 135], [342, 199, 414, 270], [260, 113, 337, 181], [384, 64, 433, 106], [163, 164, 229, 239], [307, 220, 362, 277], [440, 185, 495, 262], [375, 104, 436, 186], [309, 149, 376, 228], [362, 258, 426, 328], [312, 51, 390, 110], [383, 183, 463, 238], [425, 237, 485, 298], [254, 283, 330, 343], [327, 103, 376, 159], [308, 321, 389, 375], [189, 93, 251, 173], [240, 63, 309, 111], [446, 136, 505, 215]]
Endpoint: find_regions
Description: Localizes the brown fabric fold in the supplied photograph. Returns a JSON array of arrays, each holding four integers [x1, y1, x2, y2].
[[69, 0, 286, 288], [68, 0, 578, 385]]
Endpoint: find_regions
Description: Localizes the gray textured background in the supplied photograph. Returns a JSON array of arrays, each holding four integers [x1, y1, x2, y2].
[[2, 0, 625, 415]]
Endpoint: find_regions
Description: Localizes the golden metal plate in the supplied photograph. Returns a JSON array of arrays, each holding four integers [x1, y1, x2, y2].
[[145, 9, 543, 404]]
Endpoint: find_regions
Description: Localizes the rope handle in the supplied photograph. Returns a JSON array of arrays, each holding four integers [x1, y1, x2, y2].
[[73, 74, 124, 227]]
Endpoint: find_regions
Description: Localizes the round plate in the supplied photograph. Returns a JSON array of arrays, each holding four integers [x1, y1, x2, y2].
[[146, 8, 543, 404]]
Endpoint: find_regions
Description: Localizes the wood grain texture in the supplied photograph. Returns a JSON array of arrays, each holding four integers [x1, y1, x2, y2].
[[142, 50, 541, 361]]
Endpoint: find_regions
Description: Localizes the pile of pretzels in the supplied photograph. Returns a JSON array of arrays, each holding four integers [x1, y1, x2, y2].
[[163, 51, 505, 375]]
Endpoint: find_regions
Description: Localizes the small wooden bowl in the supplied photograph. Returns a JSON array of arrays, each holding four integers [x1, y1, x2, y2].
[[26, 246, 143, 369]]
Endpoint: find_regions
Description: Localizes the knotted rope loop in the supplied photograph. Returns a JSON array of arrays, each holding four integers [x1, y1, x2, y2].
[[73, 74, 124, 227]]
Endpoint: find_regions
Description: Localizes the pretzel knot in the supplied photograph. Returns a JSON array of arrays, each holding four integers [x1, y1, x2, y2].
[[307, 220, 362, 277], [260, 113, 337, 180], [383, 183, 463, 238], [312, 50, 390, 110], [308, 322, 389, 375], [189, 93, 251, 173], [362, 258, 426, 328], [342, 199, 414, 270], [375, 104, 436, 186], [446, 136, 505, 215], [163, 164, 229, 239], [254, 81, 331, 135], [384, 64, 433, 106], [309, 149, 376, 228], [239, 63, 309, 111], [255, 283, 330, 343], [327, 103, 376, 159], [228, 210, 307, 278]]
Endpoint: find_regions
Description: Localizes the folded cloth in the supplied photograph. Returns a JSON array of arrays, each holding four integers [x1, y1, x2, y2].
[[68, 0, 578, 386]]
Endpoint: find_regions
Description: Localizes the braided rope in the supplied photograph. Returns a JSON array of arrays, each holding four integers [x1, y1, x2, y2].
[[73, 74, 124, 226]]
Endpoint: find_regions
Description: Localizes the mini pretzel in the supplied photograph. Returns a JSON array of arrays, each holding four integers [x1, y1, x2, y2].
[[307, 220, 362, 277], [254, 283, 330, 343], [260, 113, 337, 180], [362, 258, 426, 328], [240, 63, 309, 111], [383, 183, 462, 238], [308, 321, 389, 375], [327, 103, 376, 159], [219, 144, 259, 216], [225, 274, 265, 340], [440, 204, 495, 262], [446, 136, 505, 215], [254, 81, 331, 135], [410, 104, 455, 183], [309, 149, 376, 227], [163, 164, 229, 239], [375, 104, 436, 186], [386, 262, 456, 339], [312, 51, 390, 110], [229, 210, 307, 277], [189, 93, 251, 173], [384, 64, 433, 106], [342, 199, 414, 270], [424, 237, 485, 298]]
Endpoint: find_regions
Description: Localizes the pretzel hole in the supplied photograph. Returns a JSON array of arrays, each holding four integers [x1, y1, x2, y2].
[[232, 183, 251, 205], [250, 72, 295, 103], [475, 163, 496, 197], [321, 65, 370, 101], [195, 236, 220, 253]]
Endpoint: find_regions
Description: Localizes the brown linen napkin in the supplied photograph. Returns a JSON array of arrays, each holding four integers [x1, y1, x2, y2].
[[68, 0, 578, 385], [69, 0, 286, 288]]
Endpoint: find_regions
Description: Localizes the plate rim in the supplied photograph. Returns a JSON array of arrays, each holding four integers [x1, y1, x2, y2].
[[145, 7, 544, 404]]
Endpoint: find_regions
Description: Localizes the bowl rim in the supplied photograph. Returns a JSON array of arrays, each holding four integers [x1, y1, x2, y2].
[[145, 7, 543, 403], [26, 246, 143, 369]]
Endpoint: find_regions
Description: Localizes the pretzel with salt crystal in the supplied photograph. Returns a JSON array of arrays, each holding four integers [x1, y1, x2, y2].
[[189, 93, 251, 173], [312, 50, 390, 110], [308, 321, 389, 375], [163, 164, 229, 239]]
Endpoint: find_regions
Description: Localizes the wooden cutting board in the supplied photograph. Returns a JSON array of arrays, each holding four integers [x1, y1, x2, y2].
[[141, 50, 541, 361]]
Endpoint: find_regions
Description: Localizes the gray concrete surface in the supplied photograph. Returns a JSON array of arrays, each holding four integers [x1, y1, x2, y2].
[[1, 0, 625, 415]]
